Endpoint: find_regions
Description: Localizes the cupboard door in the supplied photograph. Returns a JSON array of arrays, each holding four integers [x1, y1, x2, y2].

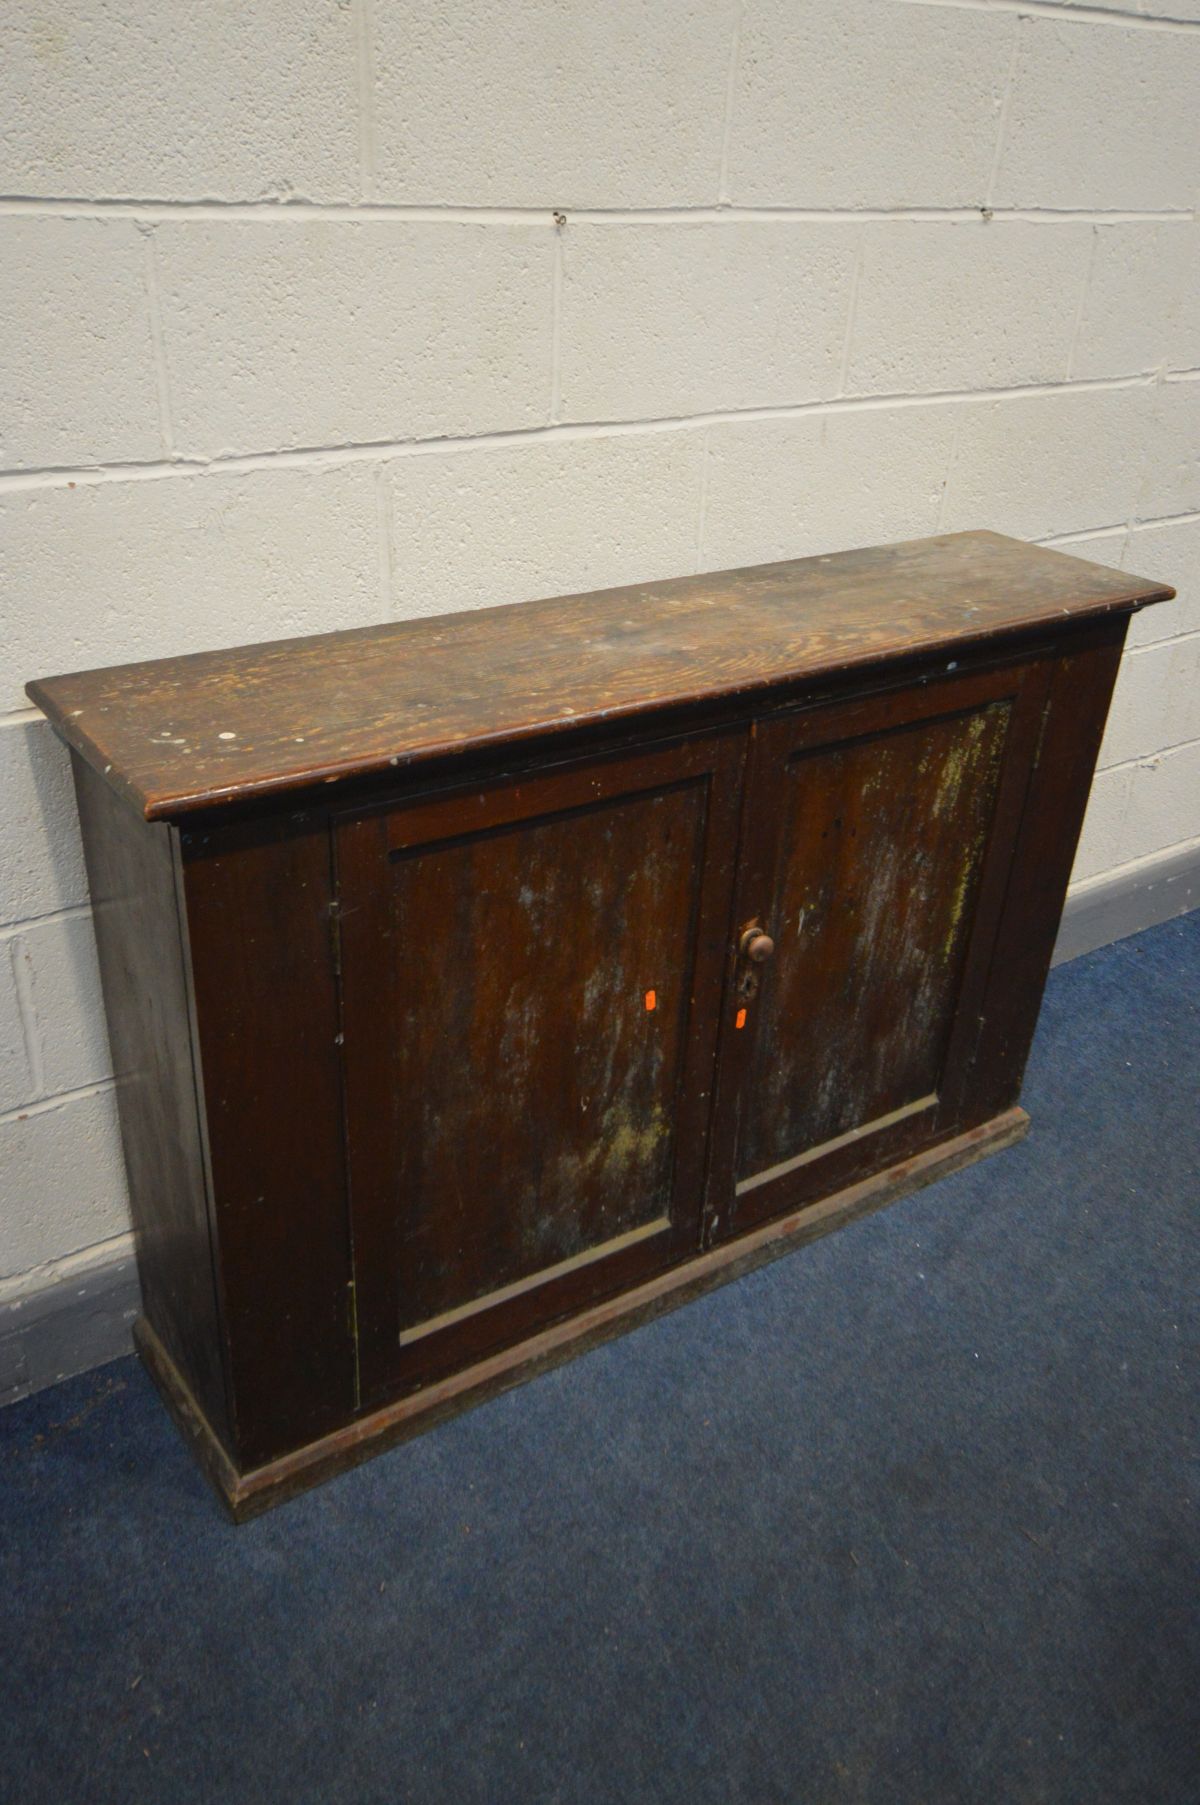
[[706, 656, 1052, 1241], [337, 734, 744, 1406]]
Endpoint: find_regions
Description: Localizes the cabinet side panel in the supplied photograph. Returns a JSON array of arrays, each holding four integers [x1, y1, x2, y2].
[[969, 616, 1128, 1116], [70, 752, 231, 1447], [180, 813, 354, 1470]]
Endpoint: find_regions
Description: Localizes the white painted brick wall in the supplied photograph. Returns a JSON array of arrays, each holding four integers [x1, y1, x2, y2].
[[0, 220, 161, 470], [156, 222, 554, 455], [1071, 225, 1196, 381], [14, 915, 110, 1100], [993, 19, 1200, 211], [1127, 518, 1200, 645], [1, 0, 1198, 1299], [388, 435, 709, 619], [725, 0, 1013, 208], [370, 0, 739, 207], [845, 221, 1092, 396], [940, 388, 1156, 541], [1141, 384, 1200, 519], [558, 223, 857, 421], [700, 407, 960, 569], [0, 723, 88, 927], [0, 948, 33, 1116], [0, 1091, 129, 1281], [2, 0, 359, 202]]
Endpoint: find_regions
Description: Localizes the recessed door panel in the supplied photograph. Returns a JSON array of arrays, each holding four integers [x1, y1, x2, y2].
[[338, 735, 744, 1405], [707, 656, 1053, 1239], [386, 784, 698, 1332], [737, 701, 1010, 1182]]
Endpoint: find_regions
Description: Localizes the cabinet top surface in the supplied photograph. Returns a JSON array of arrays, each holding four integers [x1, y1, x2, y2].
[[27, 530, 1172, 821]]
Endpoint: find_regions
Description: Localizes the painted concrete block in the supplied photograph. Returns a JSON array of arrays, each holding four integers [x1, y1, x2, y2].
[[0, 0, 358, 201], [1053, 0, 1200, 15], [1041, 527, 1128, 564], [371, 0, 737, 206], [18, 913, 110, 1100], [156, 222, 553, 457], [846, 221, 1089, 397], [994, 17, 1200, 211], [0, 722, 89, 931], [942, 387, 1153, 542], [1100, 636, 1200, 769], [0, 1088, 129, 1281], [0, 945, 33, 1117], [699, 405, 958, 571], [1119, 740, 1200, 866], [726, 0, 1012, 207], [1071, 765, 1132, 885], [1165, 223, 1200, 375], [1139, 382, 1200, 521], [1072, 224, 1195, 381], [387, 431, 706, 620], [1126, 517, 1200, 648], [558, 224, 856, 422], [0, 219, 160, 472]]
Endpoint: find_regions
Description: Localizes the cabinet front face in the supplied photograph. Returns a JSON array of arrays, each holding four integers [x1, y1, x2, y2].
[[706, 656, 1052, 1241], [336, 734, 744, 1406]]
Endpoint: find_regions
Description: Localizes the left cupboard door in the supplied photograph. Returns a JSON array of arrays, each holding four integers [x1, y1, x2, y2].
[[335, 733, 745, 1408]]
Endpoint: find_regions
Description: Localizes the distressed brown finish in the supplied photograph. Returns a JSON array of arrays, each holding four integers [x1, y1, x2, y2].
[[70, 754, 230, 1445], [27, 532, 1174, 1517], [705, 653, 1056, 1239], [27, 531, 1171, 821], [740, 701, 1010, 1170], [337, 733, 745, 1406], [966, 616, 1133, 1118], [179, 812, 355, 1468]]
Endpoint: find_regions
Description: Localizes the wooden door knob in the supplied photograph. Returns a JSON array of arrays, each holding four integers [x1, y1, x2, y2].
[[739, 927, 775, 963]]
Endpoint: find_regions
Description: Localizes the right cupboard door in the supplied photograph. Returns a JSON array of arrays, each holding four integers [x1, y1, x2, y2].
[[706, 654, 1053, 1242]]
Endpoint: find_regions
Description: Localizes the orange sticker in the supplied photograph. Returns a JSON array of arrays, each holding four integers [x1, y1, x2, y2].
[[735, 1007, 747, 1030], [644, 989, 657, 1012]]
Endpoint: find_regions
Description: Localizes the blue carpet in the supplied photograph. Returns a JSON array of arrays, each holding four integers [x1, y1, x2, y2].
[[1, 914, 1196, 1805]]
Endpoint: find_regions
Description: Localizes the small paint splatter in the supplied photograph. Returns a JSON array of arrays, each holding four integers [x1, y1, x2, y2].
[[735, 1007, 747, 1030], [644, 989, 657, 1012]]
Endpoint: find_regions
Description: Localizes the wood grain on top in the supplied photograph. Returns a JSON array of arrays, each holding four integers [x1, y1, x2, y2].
[[26, 530, 1174, 821]]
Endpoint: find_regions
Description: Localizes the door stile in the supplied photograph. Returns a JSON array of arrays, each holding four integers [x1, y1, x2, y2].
[[926, 654, 1055, 1125], [661, 728, 750, 1264], [701, 717, 785, 1248]]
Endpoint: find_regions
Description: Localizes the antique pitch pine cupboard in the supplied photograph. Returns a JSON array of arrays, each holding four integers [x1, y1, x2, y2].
[[27, 530, 1174, 1518]]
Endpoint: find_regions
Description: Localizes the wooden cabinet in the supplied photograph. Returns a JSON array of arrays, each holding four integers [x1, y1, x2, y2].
[[27, 531, 1173, 1518]]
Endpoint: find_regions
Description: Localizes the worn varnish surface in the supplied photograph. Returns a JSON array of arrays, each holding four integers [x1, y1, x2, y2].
[[383, 792, 697, 1302], [70, 754, 231, 1446], [702, 652, 1058, 1241], [964, 617, 1132, 1119], [337, 733, 745, 1405], [738, 703, 1010, 1181], [180, 812, 355, 1468], [26, 531, 1172, 821]]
